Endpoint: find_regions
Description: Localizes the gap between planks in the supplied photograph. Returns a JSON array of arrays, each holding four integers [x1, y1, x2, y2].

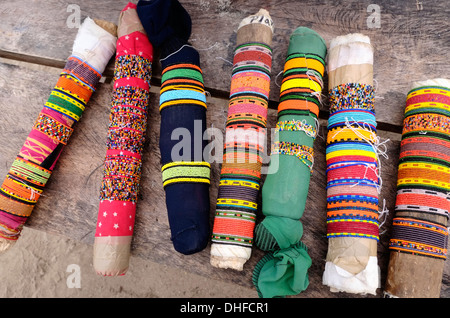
[[0, 49, 403, 136]]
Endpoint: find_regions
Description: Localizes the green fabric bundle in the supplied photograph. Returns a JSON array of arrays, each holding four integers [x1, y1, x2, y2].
[[253, 27, 327, 298]]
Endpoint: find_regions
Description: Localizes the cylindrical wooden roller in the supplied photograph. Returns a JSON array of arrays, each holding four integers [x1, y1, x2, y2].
[[322, 33, 381, 295], [210, 9, 274, 271], [93, 3, 152, 276], [384, 78, 450, 298]]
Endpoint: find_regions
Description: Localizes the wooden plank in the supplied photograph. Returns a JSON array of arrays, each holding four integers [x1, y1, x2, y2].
[[1, 58, 448, 297], [0, 0, 448, 129]]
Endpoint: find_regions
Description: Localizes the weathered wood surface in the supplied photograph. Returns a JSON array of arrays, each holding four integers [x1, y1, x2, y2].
[[0, 0, 449, 298], [1, 60, 448, 298], [0, 0, 449, 129]]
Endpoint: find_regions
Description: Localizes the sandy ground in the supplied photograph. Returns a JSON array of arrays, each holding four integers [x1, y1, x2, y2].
[[0, 227, 258, 298]]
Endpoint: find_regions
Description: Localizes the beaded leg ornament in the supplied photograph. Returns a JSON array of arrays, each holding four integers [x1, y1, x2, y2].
[[322, 34, 381, 295], [384, 79, 450, 298], [0, 18, 117, 252], [93, 3, 153, 276], [210, 9, 274, 271], [252, 27, 326, 298], [137, 0, 211, 255]]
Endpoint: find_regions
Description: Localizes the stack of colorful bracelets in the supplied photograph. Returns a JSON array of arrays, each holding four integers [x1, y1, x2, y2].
[[326, 82, 380, 241], [93, 3, 153, 276], [0, 17, 116, 250], [210, 9, 274, 271], [389, 82, 449, 260]]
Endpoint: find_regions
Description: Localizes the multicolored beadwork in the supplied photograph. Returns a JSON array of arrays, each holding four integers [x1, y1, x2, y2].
[[389, 84, 450, 259], [326, 83, 380, 241], [322, 34, 380, 296], [389, 216, 448, 259], [211, 41, 272, 250], [270, 141, 314, 171], [93, 3, 152, 276], [0, 19, 115, 245], [275, 119, 317, 137], [97, 20, 152, 228], [161, 161, 211, 188], [210, 9, 274, 270]]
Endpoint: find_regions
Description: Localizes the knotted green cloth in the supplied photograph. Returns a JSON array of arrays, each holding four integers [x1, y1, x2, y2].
[[253, 242, 311, 298], [253, 27, 327, 298]]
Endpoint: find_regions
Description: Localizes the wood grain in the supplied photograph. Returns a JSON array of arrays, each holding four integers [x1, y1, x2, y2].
[[0, 0, 449, 298], [0, 0, 448, 129], [0, 59, 447, 297]]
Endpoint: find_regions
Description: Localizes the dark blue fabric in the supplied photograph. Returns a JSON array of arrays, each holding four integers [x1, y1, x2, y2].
[[159, 105, 207, 165], [159, 101, 210, 255], [137, 0, 191, 48], [137, 0, 211, 254], [165, 183, 210, 254], [160, 37, 200, 68]]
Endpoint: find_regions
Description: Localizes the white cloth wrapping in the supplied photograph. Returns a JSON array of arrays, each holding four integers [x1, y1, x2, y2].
[[72, 17, 117, 74], [323, 256, 380, 294]]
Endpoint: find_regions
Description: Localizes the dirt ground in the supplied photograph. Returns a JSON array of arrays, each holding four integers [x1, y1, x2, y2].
[[0, 227, 258, 298]]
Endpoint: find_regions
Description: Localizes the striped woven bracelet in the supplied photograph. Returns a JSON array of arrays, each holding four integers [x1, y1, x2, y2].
[[384, 80, 450, 298], [389, 216, 448, 259], [0, 18, 116, 251], [210, 9, 274, 271], [135, 0, 212, 255], [322, 33, 381, 296], [158, 56, 211, 255]]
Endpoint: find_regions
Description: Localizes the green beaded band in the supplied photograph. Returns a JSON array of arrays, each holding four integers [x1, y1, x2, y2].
[[161, 68, 204, 84], [286, 52, 325, 64], [10, 158, 51, 185], [46, 94, 84, 121], [161, 161, 211, 188]]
